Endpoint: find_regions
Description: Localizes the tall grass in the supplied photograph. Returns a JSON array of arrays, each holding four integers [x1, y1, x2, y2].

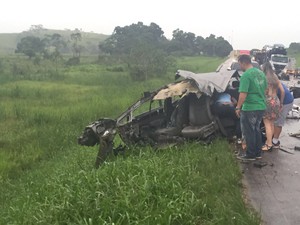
[[0, 141, 259, 225], [0, 56, 179, 178]]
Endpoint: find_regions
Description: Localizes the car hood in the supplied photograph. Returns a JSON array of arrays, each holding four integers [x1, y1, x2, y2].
[[175, 69, 238, 96]]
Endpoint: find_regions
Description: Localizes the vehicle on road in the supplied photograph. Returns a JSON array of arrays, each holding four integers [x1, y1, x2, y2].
[[271, 44, 287, 56], [269, 54, 289, 75], [254, 44, 289, 75]]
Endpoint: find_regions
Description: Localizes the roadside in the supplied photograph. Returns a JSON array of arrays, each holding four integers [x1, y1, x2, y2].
[[241, 99, 300, 225]]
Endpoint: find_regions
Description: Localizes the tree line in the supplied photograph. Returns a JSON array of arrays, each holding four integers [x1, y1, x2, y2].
[[100, 22, 233, 58], [15, 28, 83, 65], [99, 22, 233, 80], [15, 22, 233, 80]]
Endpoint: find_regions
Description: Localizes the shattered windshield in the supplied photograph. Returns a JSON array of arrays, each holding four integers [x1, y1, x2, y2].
[[272, 56, 288, 63]]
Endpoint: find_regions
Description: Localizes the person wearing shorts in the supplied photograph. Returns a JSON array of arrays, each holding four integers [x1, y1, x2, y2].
[[272, 82, 294, 148]]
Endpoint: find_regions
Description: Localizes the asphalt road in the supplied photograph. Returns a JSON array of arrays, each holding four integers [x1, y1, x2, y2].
[[241, 98, 300, 225]]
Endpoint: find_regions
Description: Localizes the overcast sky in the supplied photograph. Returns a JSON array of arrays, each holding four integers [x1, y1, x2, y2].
[[1, 0, 299, 49]]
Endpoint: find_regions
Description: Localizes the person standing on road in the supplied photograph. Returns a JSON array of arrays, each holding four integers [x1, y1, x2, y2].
[[261, 62, 285, 151], [272, 82, 294, 148], [235, 55, 267, 161]]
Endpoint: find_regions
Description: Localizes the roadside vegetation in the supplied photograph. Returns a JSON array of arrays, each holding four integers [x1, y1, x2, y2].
[[0, 22, 267, 224], [288, 43, 300, 66]]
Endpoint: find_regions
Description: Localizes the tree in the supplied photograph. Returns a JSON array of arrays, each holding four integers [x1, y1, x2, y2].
[[215, 36, 233, 57], [99, 22, 167, 55], [167, 30, 233, 57], [42, 33, 66, 71], [194, 36, 205, 54], [43, 33, 66, 60], [202, 34, 217, 56], [202, 34, 232, 57], [168, 29, 197, 55], [70, 29, 82, 58], [289, 42, 300, 54], [15, 36, 45, 59]]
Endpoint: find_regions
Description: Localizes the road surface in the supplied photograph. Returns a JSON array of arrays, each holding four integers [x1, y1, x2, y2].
[[241, 98, 300, 225]]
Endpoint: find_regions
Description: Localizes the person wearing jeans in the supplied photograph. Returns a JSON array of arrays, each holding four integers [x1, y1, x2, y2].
[[240, 111, 265, 158], [235, 55, 267, 161]]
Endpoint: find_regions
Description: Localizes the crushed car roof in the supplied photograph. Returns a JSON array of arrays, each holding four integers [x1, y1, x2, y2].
[[176, 69, 238, 96], [153, 80, 201, 100]]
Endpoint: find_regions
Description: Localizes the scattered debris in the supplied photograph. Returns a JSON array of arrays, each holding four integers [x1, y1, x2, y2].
[[279, 146, 294, 154], [294, 146, 300, 151], [253, 161, 268, 168], [289, 132, 300, 138]]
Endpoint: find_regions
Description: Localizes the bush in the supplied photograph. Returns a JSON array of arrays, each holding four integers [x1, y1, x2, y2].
[[66, 57, 80, 66], [11, 61, 33, 78], [106, 66, 124, 72]]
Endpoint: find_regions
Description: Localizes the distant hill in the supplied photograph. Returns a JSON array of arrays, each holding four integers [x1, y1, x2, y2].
[[0, 28, 109, 55]]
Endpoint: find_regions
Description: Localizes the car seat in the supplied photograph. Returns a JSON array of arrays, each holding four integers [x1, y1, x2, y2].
[[181, 94, 216, 139]]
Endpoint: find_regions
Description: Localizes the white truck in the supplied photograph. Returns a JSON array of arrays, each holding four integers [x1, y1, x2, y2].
[[269, 54, 289, 75]]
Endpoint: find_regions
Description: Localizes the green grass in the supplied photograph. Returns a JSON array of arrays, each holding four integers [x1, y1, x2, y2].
[[0, 62, 171, 178], [0, 55, 259, 224], [177, 56, 224, 73], [0, 141, 259, 225]]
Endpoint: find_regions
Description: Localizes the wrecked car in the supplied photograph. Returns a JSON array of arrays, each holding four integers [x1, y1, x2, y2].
[[78, 68, 246, 168], [78, 66, 300, 168]]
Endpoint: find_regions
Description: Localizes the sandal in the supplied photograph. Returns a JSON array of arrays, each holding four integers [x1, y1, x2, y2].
[[262, 144, 273, 152]]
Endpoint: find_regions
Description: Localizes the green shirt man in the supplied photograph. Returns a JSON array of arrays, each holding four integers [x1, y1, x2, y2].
[[238, 67, 267, 111], [236, 55, 267, 161]]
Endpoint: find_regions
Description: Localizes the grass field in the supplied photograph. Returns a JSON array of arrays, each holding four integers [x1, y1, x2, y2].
[[0, 55, 259, 224]]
